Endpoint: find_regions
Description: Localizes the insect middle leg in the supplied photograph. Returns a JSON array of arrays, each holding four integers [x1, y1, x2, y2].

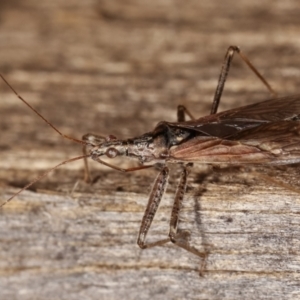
[[177, 104, 196, 121]]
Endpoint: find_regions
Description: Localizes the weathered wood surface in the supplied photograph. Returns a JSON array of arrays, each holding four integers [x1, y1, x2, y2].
[[1, 1, 300, 299]]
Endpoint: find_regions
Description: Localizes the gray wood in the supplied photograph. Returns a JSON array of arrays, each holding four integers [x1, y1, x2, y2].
[[1, 1, 300, 299]]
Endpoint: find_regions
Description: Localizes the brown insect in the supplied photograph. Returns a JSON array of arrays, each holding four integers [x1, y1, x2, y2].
[[1, 46, 298, 274]]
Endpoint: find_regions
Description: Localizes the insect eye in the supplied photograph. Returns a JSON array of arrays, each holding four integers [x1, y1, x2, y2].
[[106, 147, 119, 158]]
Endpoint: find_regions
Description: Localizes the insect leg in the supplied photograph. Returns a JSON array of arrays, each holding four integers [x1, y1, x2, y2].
[[137, 164, 207, 274], [168, 163, 207, 275], [137, 167, 171, 249], [177, 105, 196, 122], [210, 45, 277, 115], [82, 133, 105, 182], [169, 164, 192, 241], [82, 142, 92, 183]]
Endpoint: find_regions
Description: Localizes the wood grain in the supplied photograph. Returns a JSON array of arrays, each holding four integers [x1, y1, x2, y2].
[[1, 1, 300, 299]]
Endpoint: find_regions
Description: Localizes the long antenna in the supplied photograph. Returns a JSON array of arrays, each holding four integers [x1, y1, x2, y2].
[[0, 74, 87, 146], [1, 154, 90, 207]]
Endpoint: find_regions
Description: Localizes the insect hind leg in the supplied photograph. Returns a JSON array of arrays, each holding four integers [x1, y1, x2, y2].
[[210, 45, 277, 115]]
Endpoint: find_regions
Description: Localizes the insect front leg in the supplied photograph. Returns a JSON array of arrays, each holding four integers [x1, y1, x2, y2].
[[137, 164, 207, 274], [82, 133, 107, 183], [137, 166, 171, 249], [82, 143, 92, 183]]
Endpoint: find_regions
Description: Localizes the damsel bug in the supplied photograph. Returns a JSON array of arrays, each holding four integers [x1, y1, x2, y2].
[[1, 46, 299, 273]]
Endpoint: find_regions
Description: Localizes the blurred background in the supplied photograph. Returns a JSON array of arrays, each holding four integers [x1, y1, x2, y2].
[[1, 0, 299, 150], [0, 1, 300, 299]]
